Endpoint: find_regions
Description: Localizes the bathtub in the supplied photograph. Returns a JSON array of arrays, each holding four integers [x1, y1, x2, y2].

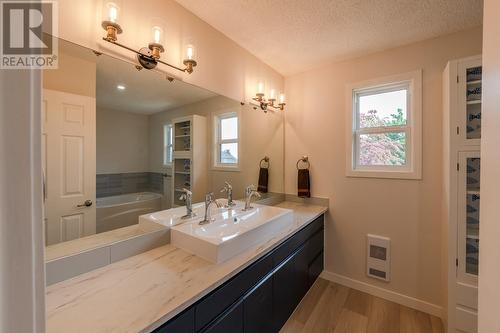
[[96, 192, 162, 233]]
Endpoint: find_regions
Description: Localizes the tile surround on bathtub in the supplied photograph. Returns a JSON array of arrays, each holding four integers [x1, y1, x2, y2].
[[96, 172, 164, 197]]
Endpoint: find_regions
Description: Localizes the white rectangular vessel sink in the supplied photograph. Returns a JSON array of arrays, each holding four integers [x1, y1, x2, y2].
[[138, 200, 242, 227], [171, 204, 294, 263]]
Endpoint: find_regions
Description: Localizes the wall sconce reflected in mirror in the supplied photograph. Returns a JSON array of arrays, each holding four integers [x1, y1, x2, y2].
[[252, 82, 286, 112], [183, 43, 197, 74], [100, 0, 198, 74]]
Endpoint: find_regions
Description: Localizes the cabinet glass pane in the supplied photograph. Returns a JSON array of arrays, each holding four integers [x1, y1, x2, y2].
[[466, 237, 479, 275], [465, 157, 480, 276], [466, 66, 482, 140]]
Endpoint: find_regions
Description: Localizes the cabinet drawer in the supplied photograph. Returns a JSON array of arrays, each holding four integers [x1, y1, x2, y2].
[[273, 215, 324, 265], [154, 308, 194, 333], [307, 229, 324, 262], [201, 301, 243, 333], [195, 254, 273, 331]]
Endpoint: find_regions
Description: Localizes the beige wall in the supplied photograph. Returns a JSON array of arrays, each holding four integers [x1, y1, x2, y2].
[[478, 1, 500, 331], [55, 0, 283, 103], [149, 96, 284, 199], [96, 108, 150, 174], [284, 27, 482, 307], [43, 51, 96, 98]]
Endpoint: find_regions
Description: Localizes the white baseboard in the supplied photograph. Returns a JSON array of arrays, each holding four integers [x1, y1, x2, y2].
[[320, 270, 443, 319]]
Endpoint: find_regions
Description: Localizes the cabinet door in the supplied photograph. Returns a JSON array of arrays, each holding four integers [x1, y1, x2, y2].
[[457, 151, 480, 286], [202, 302, 243, 333], [243, 277, 273, 333], [294, 243, 310, 303], [272, 251, 297, 331], [457, 57, 482, 147], [456, 151, 479, 333], [272, 245, 309, 331], [308, 251, 324, 288]]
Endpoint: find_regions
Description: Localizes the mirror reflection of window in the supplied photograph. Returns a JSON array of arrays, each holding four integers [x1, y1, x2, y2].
[[215, 112, 238, 166], [164, 124, 173, 166]]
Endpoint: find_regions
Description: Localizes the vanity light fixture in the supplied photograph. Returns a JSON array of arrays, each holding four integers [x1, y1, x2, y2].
[[252, 82, 286, 112], [100, 1, 197, 73]]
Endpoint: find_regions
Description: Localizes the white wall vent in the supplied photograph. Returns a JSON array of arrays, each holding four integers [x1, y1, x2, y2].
[[367, 234, 390, 282]]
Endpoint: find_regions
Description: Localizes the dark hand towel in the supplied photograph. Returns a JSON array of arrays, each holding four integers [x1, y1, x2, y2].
[[258, 167, 269, 193], [298, 169, 310, 198]]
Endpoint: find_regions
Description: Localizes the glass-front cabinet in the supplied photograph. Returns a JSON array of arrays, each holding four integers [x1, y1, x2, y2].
[[458, 152, 480, 283], [458, 58, 482, 146], [444, 55, 481, 333]]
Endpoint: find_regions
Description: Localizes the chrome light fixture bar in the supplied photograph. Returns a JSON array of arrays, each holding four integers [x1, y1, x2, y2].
[[252, 83, 286, 112], [101, 1, 197, 73]]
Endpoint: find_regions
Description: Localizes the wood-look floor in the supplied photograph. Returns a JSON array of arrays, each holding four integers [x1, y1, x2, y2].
[[280, 278, 443, 333]]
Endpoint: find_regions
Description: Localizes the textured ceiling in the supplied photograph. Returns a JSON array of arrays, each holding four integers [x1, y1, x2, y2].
[[176, 0, 483, 75]]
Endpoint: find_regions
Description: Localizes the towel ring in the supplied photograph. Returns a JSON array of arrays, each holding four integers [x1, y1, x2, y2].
[[260, 156, 270, 169], [296, 156, 310, 170]]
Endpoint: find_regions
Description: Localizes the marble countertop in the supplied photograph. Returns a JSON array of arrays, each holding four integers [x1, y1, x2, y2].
[[45, 201, 327, 333]]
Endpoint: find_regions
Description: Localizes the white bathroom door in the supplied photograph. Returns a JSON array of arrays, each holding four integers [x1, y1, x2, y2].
[[43, 89, 96, 246]]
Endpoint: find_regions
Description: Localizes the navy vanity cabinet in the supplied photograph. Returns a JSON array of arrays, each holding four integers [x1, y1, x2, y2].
[[153, 214, 324, 333]]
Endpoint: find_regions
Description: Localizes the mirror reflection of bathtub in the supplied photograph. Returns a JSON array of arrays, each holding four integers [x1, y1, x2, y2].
[[96, 192, 162, 233]]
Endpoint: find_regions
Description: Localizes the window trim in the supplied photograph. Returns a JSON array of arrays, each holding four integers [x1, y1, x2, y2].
[[346, 70, 422, 179], [163, 123, 173, 167], [212, 110, 240, 171]]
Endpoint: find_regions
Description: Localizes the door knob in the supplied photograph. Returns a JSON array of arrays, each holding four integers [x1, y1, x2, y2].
[[77, 199, 93, 208]]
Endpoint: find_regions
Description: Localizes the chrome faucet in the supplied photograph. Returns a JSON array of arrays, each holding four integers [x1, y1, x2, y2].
[[179, 188, 196, 219], [199, 192, 216, 225], [243, 185, 261, 211], [220, 181, 235, 208]]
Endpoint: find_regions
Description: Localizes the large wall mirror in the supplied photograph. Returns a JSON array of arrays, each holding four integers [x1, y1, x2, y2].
[[42, 39, 284, 253]]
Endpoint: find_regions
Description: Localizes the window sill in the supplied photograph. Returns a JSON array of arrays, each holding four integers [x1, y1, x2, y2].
[[211, 165, 241, 172], [346, 169, 422, 180]]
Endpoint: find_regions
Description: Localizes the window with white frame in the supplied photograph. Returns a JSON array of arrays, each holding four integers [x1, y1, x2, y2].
[[347, 71, 422, 179], [214, 112, 239, 168], [163, 124, 173, 166]]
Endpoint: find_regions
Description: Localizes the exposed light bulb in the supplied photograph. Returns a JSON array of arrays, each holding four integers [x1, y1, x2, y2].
[[152, 26, 162, 44], [109, 5, 118, 23], [279, 93, 285, 104], [117, 84, 126, 90], [186, 46, 194, 60]]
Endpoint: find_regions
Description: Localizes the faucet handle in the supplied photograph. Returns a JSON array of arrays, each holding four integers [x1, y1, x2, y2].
[[179, 188, 192, 201], [205, 192, 214, 202], [245, 184, 257, 194], [220, 181, 232, 193]]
